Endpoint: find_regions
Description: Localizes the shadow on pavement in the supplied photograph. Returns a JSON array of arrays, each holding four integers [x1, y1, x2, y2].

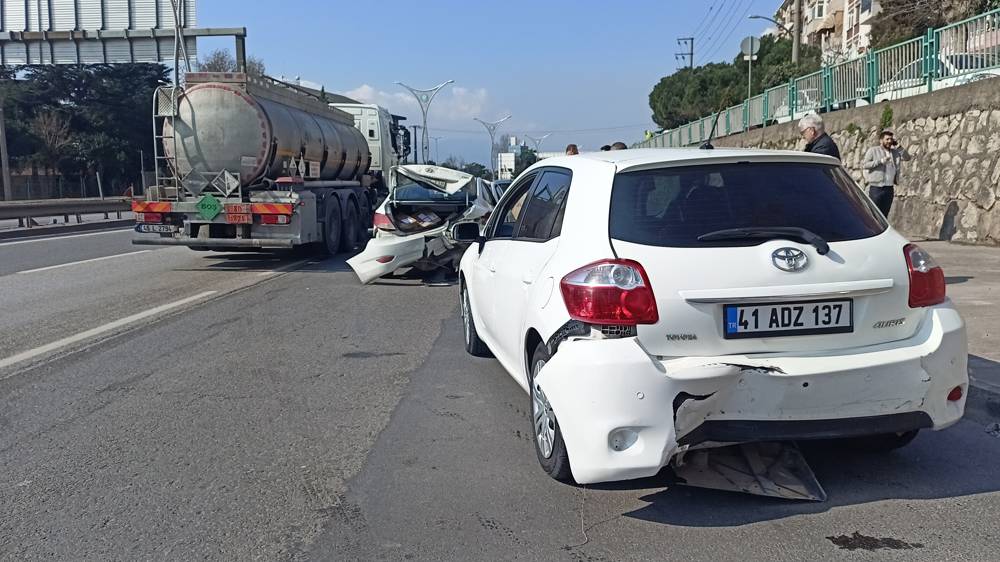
[[945, 275, 974, 285], [621, 423, 1000, 527]]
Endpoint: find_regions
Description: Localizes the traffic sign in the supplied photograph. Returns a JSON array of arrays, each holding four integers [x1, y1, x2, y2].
[[740, 36, 762, 57]]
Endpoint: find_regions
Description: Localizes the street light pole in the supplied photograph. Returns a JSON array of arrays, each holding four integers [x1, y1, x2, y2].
[[0, 104, 12, 201], [748, 13, 798, 64], [430, 136, 443, 163], [474, 115, 511, 180], [396, 80, 454, 167], [525, 133, 551, 153]]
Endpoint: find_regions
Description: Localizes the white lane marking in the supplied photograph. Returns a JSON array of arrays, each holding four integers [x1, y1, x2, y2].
[[0, 290, 218, 373], [17, 250, 151, 274], [0, 228, 132, 246]]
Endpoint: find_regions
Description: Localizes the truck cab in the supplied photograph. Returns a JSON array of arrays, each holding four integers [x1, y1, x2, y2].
[[331, 103, 409, 192]]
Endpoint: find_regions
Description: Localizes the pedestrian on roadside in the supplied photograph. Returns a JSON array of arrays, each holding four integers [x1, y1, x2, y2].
[[565, 144, 579, 155], [798, 113, 840, 160], [610, 142, 628, 150], [862, 130, 911, 218]]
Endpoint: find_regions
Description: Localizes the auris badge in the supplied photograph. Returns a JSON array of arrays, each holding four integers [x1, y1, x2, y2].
[[772, 247, 808, 272]]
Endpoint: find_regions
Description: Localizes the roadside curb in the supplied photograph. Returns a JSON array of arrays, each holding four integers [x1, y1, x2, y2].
[[0, 219, 133, 241]]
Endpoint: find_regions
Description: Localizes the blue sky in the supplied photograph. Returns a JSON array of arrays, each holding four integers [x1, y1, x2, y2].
[[199, 0, 781, 164]]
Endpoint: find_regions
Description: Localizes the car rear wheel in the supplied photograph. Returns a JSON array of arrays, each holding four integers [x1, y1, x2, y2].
[[461, 284, 492, 358], [529, 342, 573, 482], [847, 429, 920, 452]]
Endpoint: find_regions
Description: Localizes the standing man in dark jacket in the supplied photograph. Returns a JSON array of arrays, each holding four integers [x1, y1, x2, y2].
[[799, 113, 841, 160]]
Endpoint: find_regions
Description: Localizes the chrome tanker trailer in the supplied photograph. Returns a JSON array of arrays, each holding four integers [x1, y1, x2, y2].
[[132, 72, 402, 254]]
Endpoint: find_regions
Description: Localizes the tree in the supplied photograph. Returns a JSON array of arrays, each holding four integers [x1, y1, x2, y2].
[[869, 0, 991, 50], [30, 110, 72, 175], [197, 49, 266, 76], [461, 162, 491, 180], [648, 36, 821, 130], [514, 148, 537, 177]]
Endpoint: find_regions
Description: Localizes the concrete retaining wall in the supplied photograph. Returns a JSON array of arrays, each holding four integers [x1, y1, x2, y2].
[[713, 79, 1000, 245]]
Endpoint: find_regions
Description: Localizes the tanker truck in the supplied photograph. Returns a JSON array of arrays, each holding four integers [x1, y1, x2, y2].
[[132, 72, 406, 254]]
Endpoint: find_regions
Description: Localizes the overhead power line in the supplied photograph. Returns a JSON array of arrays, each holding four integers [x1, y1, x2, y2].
[[703, 0, 755, 62], [690, 1, 719, 39], [695, 0, 731, 60]]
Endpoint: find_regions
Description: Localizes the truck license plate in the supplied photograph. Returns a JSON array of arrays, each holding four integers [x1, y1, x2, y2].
[[225, 203, 252, 214], [226, 213, 252, 224], [135, 224, 177, 234], [723, 299, 853, 339]]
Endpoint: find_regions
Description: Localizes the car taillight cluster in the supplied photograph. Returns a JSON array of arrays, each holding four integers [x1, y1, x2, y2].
[[373, 212, 395, 231], [904, 243, 946, 308], [560, 259, 659, 325]]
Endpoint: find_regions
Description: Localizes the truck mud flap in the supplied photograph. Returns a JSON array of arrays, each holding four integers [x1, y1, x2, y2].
[[672, 442, 827, 502]]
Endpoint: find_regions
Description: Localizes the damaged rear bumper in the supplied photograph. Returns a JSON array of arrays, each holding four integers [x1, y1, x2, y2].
[[534, 303, 967, 485]]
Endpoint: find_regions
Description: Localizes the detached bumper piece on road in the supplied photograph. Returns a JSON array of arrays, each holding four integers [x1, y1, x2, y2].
[[536, 303, 968, 496]]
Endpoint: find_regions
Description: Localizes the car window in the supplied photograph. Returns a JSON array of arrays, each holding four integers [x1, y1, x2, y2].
[[393, 182, 475, 203], [609, 162, 887, 248], [515, 169, 572, 241], [489, 175, 536, 240]]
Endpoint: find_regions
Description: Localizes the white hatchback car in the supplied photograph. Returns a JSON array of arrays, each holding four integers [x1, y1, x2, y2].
[[455, 148, 968, 485]]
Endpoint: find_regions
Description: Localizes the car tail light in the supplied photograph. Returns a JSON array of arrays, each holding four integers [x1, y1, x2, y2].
[[560, 259, 658, 325], [904, 244, 945, 307], [947, 386, 963, 402], [373, 212, 395, 231], [260, 214, 290, 225], [137, 212, 163, 224]]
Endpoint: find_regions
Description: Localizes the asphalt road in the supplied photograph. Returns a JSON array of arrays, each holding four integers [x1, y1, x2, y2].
[[1, 233, 999, 561]]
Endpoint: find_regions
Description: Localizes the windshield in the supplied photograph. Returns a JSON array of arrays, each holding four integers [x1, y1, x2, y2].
[[609, 162, 887, 248]]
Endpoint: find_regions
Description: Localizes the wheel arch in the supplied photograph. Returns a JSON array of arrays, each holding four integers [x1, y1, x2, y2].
[[524, 328, 544, 382]]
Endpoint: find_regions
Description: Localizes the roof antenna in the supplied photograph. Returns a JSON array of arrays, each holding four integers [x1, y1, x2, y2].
[[699, 105, 726, 150]]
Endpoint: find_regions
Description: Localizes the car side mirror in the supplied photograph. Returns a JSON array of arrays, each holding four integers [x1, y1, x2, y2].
[[452, 222, 482, 244]]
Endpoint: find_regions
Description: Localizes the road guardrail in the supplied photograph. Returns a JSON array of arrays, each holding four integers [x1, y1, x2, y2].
[[0, 197, 131, 222]]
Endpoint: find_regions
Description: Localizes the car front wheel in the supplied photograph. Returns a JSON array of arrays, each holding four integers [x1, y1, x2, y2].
[[529, 342, 572, 482], [461, 284, 492, 358]]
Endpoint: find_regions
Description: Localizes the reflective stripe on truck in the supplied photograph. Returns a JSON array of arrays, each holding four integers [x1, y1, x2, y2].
[[132, 201, 173, 213]]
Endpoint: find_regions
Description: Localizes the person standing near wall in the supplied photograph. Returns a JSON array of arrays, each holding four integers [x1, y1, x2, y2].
[[798, 114, 841, 159], [862, 130, 911, 218]]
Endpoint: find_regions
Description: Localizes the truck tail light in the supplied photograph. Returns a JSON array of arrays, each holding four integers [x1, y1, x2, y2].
[[373, 212, 395, 231], [904, 244, 945, 307], [260, 214, 290, 225], [137, 212, 163, 224], [560, 259, 658, 325]]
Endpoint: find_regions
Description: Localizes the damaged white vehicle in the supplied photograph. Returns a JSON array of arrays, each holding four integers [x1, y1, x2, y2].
[[348, 165, 501, 284], [455, 149, 968, 500]]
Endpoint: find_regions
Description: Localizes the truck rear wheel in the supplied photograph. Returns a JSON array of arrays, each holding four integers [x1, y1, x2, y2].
[[340, 200, 360, 252], [323, 197, 342, 256]]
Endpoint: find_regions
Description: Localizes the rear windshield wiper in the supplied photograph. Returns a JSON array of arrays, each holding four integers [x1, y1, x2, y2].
[[697, 227, 830, 255]]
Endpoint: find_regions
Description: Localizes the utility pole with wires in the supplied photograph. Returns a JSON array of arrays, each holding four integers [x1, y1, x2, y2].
[[792, 0, 802, 64], [675, 37, 694, 69]]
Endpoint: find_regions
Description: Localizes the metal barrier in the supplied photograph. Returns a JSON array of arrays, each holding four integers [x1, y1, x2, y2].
[[640, 7, 1000, 149], [794, 70, 824, 114], [748, 94, 765, 128], [0, 197, 130, 222], [829, 56, 869, 107], [874, 36, 925, 99], [766, 83, 791, 123]]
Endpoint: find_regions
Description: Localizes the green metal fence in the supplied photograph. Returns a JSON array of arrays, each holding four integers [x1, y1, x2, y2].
[[635, 7, 1000, 148]]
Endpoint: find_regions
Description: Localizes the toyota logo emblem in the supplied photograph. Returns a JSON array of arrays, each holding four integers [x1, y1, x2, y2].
[[772, 247, 808, 272]]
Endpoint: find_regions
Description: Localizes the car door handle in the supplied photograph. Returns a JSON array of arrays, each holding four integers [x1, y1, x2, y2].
[[488, 263, 496, 273], [522, 272, 534, 285]]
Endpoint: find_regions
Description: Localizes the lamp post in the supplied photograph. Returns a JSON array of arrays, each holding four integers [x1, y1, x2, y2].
[[748, 14, 798, 64], [524, 133, 551, 153], [474, 115, 511, 180], [396, 80, 454, 165], [430, 136, 443, 163]]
